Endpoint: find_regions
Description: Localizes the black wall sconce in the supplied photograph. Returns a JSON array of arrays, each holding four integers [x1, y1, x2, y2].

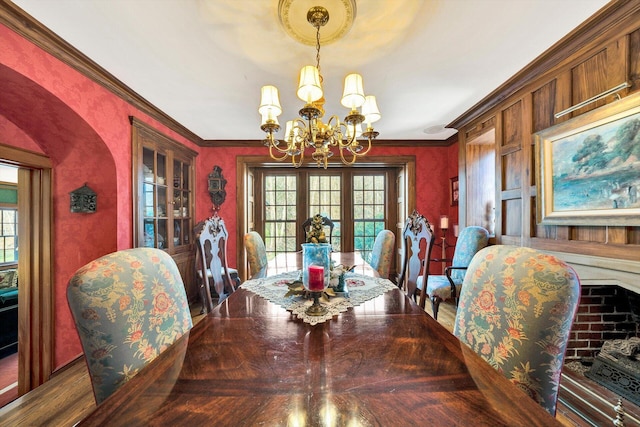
[[208, 166, 227, 212], [70, 183, 97, 213]]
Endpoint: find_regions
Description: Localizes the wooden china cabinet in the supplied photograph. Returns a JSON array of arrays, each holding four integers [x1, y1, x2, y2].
[[130, 117, 199, 301]]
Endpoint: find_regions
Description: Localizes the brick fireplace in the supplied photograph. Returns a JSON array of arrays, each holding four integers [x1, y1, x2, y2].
[[566, 285, 640, 362]]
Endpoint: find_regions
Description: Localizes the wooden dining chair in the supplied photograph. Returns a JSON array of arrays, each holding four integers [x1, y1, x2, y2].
[[244, 231, 268, 279], [397, 210, 434, 305], [302, 215, 335, 245], [423, 225, 489, 317], [453, 245, 581, 416], [195, 214, 238, 312], [369, 229, 395, 279], [66, 247, 193, 404]]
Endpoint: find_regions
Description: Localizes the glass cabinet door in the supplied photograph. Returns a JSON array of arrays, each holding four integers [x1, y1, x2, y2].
[[172, 159, 192, 247], [133, 118, 197, 254], [141, 147, 169, 249]]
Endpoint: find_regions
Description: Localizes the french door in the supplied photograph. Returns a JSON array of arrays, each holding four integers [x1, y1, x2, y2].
[[253, 168, 398, 264]]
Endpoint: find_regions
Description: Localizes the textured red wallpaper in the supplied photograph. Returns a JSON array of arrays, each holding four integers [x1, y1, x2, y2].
[[0, 24, 200, 368]]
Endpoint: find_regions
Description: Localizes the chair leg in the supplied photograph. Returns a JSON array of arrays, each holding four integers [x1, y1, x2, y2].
[[199, 284, 209, 314], [431, 296, 441, 320]]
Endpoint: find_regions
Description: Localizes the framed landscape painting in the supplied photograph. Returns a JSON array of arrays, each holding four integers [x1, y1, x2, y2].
[[535, 91, 640, 226]]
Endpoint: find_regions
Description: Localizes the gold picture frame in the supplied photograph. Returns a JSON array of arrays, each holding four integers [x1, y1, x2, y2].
[[535, 92, 640, 226]]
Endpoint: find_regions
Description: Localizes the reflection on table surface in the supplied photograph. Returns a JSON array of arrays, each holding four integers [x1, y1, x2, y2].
[[267, 251, 377, 277], [79, 285, 561, 426]]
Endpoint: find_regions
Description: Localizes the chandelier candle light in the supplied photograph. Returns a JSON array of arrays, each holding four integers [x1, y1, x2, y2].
[[259, 6, 381, 169]]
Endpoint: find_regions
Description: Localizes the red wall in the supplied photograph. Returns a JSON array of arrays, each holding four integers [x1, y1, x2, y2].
[[0, 22, 459, 370], [0, 24, 200, 368]]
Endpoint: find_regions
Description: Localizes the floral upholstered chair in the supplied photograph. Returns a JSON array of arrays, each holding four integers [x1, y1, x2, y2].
[[368, 229, 395, 279], [423, 225, 489, 318], [244, 231, 268, 279], [66, 247, 192, 404], [453, 245, 581, 415]]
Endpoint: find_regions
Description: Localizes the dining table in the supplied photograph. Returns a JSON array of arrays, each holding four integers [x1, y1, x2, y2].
[[78, 252, 561, 426]]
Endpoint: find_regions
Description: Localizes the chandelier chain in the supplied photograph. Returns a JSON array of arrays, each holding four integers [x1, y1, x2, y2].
[[315, 24, 321, 75]]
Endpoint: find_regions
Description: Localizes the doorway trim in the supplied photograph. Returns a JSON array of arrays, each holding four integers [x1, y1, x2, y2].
[[2, 144, 53, 395]]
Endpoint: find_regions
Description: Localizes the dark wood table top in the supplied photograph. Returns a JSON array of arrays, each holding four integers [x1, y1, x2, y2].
[[79, 276, 561, 426]]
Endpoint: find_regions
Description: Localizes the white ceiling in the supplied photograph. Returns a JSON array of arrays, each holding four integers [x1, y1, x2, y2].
[[12, 0, 610, 141]]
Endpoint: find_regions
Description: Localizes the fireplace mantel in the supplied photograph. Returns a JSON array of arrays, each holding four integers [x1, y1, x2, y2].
[[545, 251, 640, 295]]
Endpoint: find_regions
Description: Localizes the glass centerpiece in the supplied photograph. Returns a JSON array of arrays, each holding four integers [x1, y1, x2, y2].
[[301, 214, 332, 315], [301, 214, 332, 289]]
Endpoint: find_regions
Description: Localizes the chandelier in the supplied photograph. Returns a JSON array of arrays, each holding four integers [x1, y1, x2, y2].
[[258, 5, 381, 169]]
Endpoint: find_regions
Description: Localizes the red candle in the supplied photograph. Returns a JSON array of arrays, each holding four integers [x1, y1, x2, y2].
[[308, 265, 324, 291]]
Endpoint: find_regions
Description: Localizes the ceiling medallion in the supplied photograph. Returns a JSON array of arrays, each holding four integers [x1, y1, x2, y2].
[[278, 0, 356, 46]]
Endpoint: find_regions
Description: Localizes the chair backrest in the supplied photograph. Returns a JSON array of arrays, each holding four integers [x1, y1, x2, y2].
[[302, 215, 335, 244], [196, 215, 235, 311], [453, 245, 581, 415], [449, 226, 489, 283], [369, 229, 395, 279], [397, 210, 434, 298], [67, 247, 192, 404], [244, 231, 268, 279]]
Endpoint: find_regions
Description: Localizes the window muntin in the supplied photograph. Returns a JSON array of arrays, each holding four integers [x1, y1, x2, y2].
[[308, 174, 342, 251], [0, 208, 18, 264], [353, 174, 386, 262], [264, 175, 298, 260]]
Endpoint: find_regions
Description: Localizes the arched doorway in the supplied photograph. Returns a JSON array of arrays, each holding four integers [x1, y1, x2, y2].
[[0, 63, 118, 400]]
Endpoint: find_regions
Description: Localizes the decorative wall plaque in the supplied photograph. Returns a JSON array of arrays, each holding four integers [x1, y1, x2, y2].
[[208, 166, 227, 211], [70, 183, 97, 213]]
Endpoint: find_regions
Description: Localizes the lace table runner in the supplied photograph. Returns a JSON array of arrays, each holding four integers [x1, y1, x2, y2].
[[241, 270, 397, 325]]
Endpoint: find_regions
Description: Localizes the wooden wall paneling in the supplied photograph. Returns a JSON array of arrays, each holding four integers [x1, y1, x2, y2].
[[605, 36, 629, 98], [502, 198, 522, 239], [457, 4, 640, 266], [521, 94, 533, 243], [532, 80, 557, 133], [571, 49, 608, 117], [500, 100, 524, 241], [607, 226, 629, 245], [532, 80, 556, 240], [630, 28, 640, 90], [501, 147, 522, 191], [465, 135, 496, 233], [572, 226, 606, 244], [556, 226, 570, 241], [501, 101, 522, 147], [554, 71, 573, 126]]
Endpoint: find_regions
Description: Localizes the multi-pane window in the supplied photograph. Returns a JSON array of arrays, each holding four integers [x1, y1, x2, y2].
[[0, 208, 18, 263], [264, 175, 298, 260], [353, 174, 386, 262], [308, 175, 341, 251], [257, 169, 394, 262]]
